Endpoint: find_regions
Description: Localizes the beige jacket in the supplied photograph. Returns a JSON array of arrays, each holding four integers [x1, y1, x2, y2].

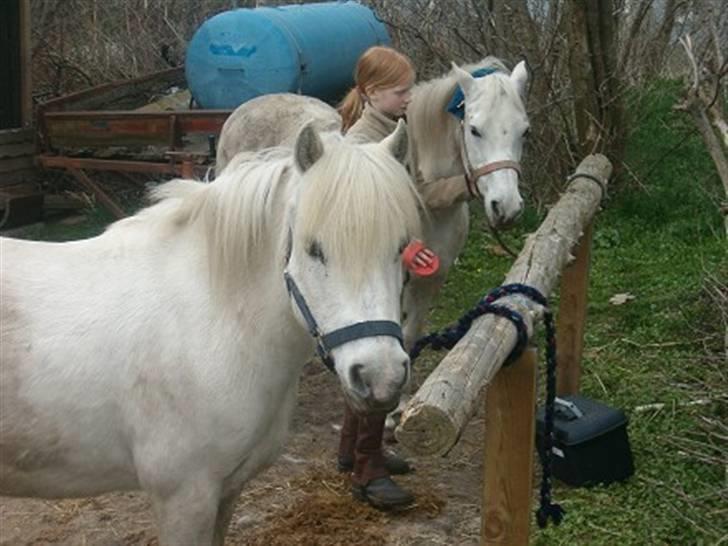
[[345, 104, 469, 210]]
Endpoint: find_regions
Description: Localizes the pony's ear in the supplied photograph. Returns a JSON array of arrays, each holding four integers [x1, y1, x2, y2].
[[294, 122, 324, 173], [510, 60, 529, 100], [451, 62, 475, 96], [380, 119, 408, 165]]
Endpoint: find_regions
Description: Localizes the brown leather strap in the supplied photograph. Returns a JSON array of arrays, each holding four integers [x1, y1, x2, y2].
[[465, 160, 522, 199], [465, 172, 480, 199], [471, 160, 521, 179]]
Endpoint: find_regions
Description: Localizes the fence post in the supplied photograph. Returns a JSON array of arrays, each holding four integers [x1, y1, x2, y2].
[[481, 348, 537, 545], [556, 221, 594, 396]]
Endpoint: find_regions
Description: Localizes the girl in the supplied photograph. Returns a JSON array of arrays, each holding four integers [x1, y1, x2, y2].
[[336, 46, 447, 510]]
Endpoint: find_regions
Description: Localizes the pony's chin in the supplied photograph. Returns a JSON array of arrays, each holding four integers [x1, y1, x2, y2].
[[344, 392, 400, 415], [486, 212, 522, 231]]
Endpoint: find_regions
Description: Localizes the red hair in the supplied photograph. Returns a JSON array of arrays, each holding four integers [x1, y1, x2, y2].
[[338, 46, 415, 132]]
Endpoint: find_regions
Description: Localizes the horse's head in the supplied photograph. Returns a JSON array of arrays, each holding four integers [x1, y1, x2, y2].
[[451, 61, 530, 228], [285, 121, 420, 413]]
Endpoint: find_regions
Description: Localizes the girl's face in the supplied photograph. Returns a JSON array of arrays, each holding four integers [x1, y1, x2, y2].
[[367, 77, 414, 117]]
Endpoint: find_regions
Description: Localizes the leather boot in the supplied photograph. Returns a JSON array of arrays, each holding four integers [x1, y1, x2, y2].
[[337, 402, 359, 468], [337, 403, 413, 475], [337, 450, 413, 475], [350, 411, 414, 509], [352, 477, 415, 509]]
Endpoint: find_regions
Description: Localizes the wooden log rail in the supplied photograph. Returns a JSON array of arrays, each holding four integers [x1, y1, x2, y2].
[[396, 154, 613, 457]]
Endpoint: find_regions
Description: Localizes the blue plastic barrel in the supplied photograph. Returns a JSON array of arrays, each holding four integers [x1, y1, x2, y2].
[[185, 1, 390, 109]]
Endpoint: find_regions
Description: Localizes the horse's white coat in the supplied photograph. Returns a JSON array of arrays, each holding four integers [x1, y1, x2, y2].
[[0, 124, 420, 545]]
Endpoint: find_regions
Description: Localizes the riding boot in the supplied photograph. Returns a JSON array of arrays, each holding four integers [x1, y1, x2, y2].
[[350, 412, 414, 509], [337, 402, 359, 472], [337, 403, 413, 475]]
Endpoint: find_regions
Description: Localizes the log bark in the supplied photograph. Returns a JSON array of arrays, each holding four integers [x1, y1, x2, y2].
[[395, 154, 613, 456]]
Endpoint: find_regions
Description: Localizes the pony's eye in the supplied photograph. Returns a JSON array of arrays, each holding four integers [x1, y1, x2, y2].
[[398, 240, 408, 255], [307, 240, 326, 264], [523, 127, 531, 138], [470, 126, 482, 138]]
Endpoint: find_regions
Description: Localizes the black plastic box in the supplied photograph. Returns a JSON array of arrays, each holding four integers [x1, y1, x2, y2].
[[536, 395, 634, 486]]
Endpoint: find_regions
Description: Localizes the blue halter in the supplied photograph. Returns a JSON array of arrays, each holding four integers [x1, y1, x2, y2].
[[446, 67, 499, 120]]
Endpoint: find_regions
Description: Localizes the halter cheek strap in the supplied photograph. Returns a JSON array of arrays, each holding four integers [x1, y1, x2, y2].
[[284, 271, 403, 373]]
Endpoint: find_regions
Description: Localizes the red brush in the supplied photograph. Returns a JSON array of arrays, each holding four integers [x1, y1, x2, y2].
[[402, 240, 440, 277]]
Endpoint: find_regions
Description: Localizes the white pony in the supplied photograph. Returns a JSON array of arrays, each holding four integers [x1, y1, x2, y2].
[[0, 123, 421, 545], [216, 57, 530, 350]]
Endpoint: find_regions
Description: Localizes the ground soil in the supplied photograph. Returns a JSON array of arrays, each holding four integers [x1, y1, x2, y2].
[[0, 359, 492, 545]]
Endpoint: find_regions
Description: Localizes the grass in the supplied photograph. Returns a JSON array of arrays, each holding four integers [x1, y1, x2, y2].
[[6, 80, 725, 545]]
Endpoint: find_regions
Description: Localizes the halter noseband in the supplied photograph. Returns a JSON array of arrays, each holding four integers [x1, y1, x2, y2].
[[284, 271, 404, 373]]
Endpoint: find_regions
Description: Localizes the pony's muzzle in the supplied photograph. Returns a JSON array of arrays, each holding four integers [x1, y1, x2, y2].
[[487, 195, 524, 228], [340, 348, 409, 413]]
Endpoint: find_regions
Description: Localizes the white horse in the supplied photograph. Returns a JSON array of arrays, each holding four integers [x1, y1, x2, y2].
[[0, 123, 421, 545], [216, 57, 530, 350]]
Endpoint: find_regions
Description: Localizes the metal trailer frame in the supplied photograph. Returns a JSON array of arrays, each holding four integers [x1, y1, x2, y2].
[[36, 67, 233, 218]]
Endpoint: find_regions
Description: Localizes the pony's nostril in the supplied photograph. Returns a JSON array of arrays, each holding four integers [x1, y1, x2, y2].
[[399, 358, 411, 387], [490, 200, 502, 221], [348, 364, 370, 398]]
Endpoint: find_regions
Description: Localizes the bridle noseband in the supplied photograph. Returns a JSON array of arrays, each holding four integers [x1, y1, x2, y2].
[[283, 271, 404, 373]]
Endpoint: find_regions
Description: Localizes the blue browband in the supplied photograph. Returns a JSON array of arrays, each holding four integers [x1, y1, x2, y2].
[[446, 67, 499, 120]]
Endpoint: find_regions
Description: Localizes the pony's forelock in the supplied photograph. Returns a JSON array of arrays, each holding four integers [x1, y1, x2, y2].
[[293, 138, 421, 285]]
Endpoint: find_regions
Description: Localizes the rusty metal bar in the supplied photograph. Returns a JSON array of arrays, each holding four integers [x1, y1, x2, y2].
[[67, 168, 126, 219], [38, 155, 210, 178], [42, 110, 231, 151], [39, 155, 178, 174]]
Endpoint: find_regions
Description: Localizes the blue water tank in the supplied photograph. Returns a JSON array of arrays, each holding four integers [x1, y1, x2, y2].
[[185, 1, 390, 109]]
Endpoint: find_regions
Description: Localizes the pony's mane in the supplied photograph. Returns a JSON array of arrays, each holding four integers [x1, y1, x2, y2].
[[109, 133, 421, 296]]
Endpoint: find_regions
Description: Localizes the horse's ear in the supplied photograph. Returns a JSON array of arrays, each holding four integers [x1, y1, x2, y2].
[[510, 60, 529, 101], [451, 62, 475, 96], [294, 122, 324, 173], [380, 119, 408, 165]]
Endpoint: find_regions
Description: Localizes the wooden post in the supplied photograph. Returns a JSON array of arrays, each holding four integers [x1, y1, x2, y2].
[[556, 221, 594, 396], [181, 159, 194, 178], [19, 0, 32, 128], [482, 348, 537, 545]]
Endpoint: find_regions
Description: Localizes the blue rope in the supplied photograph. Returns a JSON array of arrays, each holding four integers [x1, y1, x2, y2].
[[409, 283, 565, 529]]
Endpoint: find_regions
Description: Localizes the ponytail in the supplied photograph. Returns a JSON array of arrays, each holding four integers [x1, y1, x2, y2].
[[338, 87, 365, 133]]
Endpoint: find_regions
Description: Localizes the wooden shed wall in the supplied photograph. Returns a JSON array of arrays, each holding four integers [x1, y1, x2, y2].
[[0, 0, 36, 190]]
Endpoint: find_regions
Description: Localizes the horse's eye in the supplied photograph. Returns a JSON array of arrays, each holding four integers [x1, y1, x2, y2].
[[470, 126, 482, 138], [523, 127, 531, 138], [307, 240, 326, 264], [398, 240, 408, 255]]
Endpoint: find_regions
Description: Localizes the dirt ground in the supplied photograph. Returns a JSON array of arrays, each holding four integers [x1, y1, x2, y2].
[[0, 358, 492, 545]]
